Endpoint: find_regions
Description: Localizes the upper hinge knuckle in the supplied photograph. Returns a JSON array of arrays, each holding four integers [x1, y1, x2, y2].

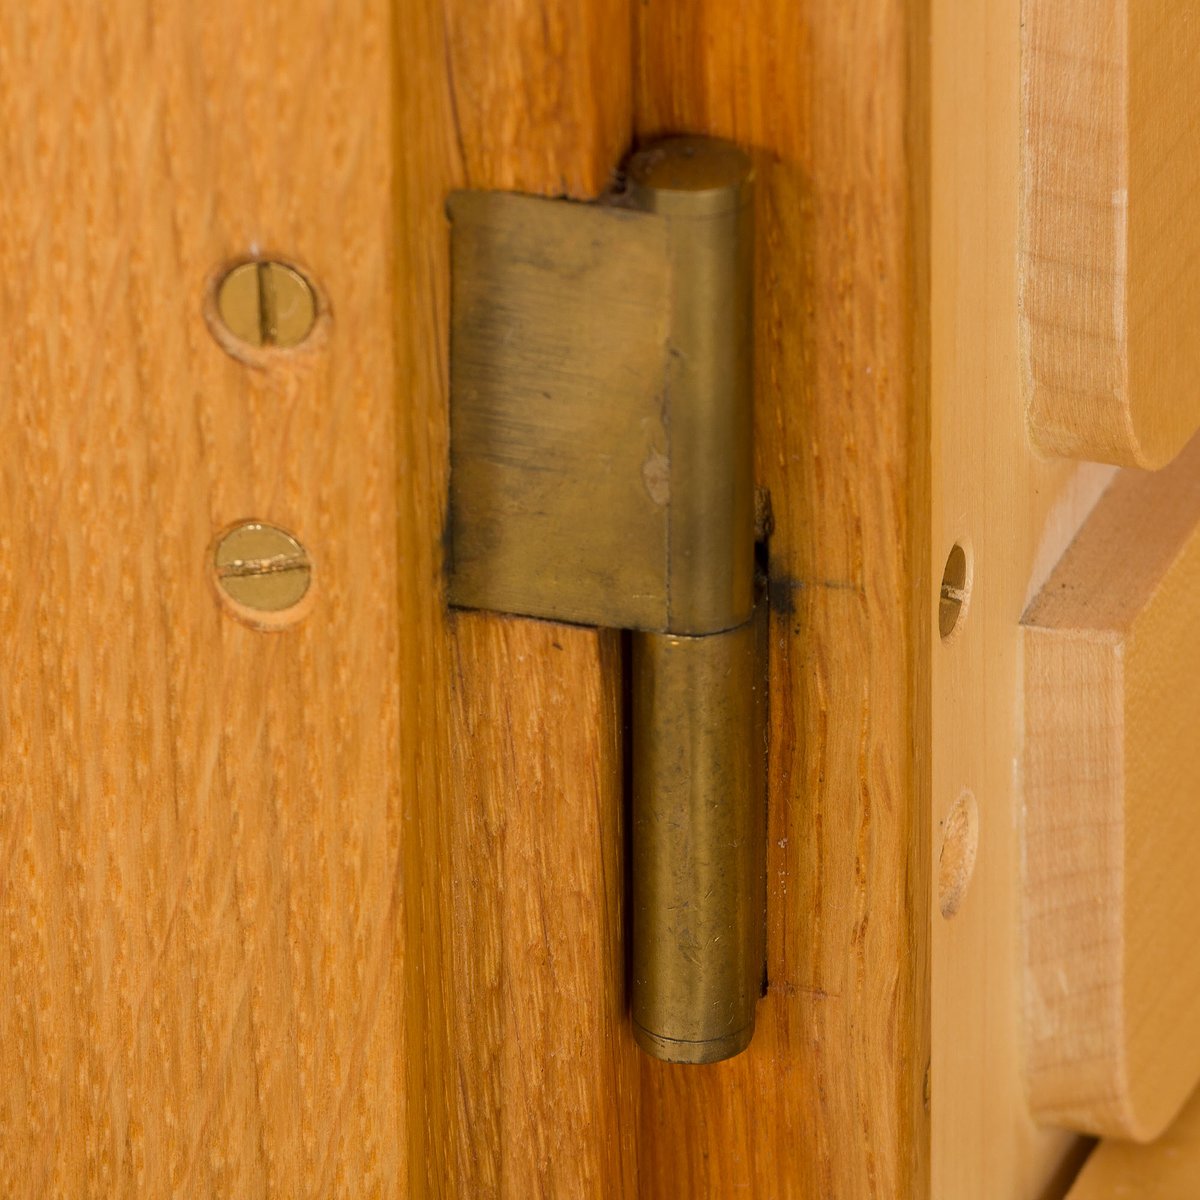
[[447, 136, 755, 636]]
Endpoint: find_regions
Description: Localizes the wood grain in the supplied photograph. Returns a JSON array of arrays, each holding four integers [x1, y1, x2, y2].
[[397, 0, 641, 1196], [0, 1, 638, 1196], [634, 3, 931, 1196], [1069, 1085, 1200, 1199], [445, 619, 636, 1196], [1023, 433, 1200, 1142], [931, 0, 1119, 1194], [0, 3, 404, 1195], [1022, 0, 1200, 468], [441, 0, 631, 197]]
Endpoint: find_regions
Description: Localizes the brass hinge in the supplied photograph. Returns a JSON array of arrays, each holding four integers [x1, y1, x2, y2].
[[446, 136, 765, 1064]]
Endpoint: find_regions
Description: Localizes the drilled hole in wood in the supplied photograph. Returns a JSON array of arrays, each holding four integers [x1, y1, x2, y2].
[[938, 790, 979, 919], [939, 542, 971, 641]]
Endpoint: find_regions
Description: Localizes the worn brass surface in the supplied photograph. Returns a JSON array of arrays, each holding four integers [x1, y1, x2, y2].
[[213, 521, 312, 613], [446, 136, 763, 1065], [447, 192, 673, 630], [631, 619, 765, 1063], [216, 260, 317, 349], [447, 136, 753, 635], [626, 137, 755, 633]]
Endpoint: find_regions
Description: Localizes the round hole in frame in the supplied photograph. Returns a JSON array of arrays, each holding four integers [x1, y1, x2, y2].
[[938, 790, 979, 919], [938, 541, 972, 641]]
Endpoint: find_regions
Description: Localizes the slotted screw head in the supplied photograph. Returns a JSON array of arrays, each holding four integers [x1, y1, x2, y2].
[[216, 260, 317, 348], [214, 521, 312, 615]]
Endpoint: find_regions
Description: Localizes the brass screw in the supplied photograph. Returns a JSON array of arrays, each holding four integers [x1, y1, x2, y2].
[[213, 521, 312, 615], [215, 260, 317, 348], [938, 542, 971, 640]]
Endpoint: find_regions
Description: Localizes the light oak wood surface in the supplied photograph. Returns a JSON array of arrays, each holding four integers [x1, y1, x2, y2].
[[1023, 433, 1200, 1143], [0, 2, 642, 1196], [398, 1, 640, 1196], [932, 0, 1121, 1195], [1069, 1085, 1200, 1198], [1022, 0, 1200, 468], [0, 3, 406, 1195]]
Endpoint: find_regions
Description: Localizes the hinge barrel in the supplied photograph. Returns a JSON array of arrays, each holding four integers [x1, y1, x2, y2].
[[624, 139, 763, 1061], [626, 139, 755, 635], [631, 620, 765, 1062]]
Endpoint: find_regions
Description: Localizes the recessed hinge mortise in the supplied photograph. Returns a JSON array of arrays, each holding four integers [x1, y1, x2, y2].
[[446, 136, 766, 1064]]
